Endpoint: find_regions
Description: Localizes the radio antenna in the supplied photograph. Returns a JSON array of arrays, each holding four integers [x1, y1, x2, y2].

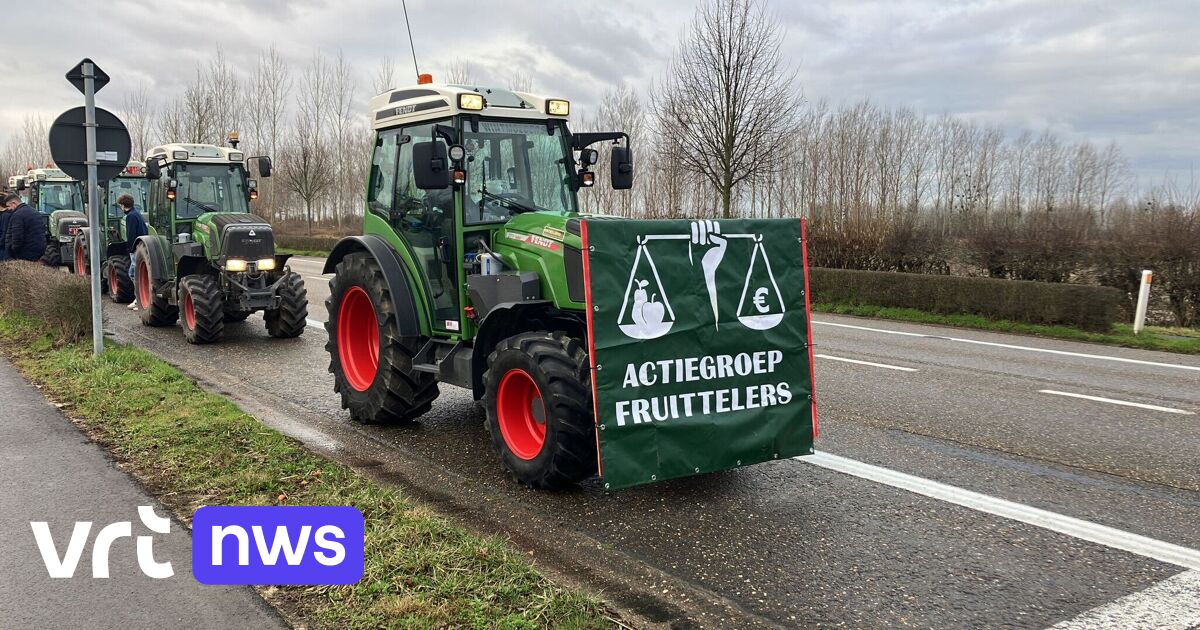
[[401, 0, 421, 81]]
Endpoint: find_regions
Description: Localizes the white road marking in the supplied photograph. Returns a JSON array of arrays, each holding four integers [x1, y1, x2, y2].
[[812, 320, 1200, 372], [1046, 570, 1200, 629], [303, 275, 329, 282], [306, 318, 325, 330], [798, 451, 1200, 570], [815, 353, 917, 372], [1039, 390, 1194, 415]]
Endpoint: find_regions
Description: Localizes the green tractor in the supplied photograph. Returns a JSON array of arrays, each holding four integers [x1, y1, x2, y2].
[[324, 84, 619, 488], [73, 161, 148, 303], [13, 167, 88, 271], [133, 139, 308, 344]]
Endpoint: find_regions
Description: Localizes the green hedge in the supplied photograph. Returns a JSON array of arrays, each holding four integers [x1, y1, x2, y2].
[[0, 261, 92, 341], [809, 267, 1122, 331], [275, 234, 340, 254]]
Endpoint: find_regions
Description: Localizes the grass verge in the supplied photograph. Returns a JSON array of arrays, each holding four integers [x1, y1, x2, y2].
[[813, 302, 1200, 354], [0, 309, 609, 629]]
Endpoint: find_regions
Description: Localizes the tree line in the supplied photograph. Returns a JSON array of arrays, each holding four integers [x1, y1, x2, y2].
[[0, 0, 1194, 324]]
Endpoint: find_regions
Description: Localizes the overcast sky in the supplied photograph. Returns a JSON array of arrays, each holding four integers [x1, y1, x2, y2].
[[3, 0, 1198, 185]]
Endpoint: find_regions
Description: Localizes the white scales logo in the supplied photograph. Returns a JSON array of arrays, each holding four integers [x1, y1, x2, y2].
[[617, 220, 785, 340]]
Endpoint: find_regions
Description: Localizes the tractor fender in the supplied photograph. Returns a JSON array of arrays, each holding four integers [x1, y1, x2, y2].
[[175, 255, 211, 279], [325, 235, 422, 338], [470, 300, 564, 399], [134, 236, 172, 285]]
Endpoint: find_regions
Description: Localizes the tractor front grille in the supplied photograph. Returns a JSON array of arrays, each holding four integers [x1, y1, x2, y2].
[[222, 224, 274, 261]]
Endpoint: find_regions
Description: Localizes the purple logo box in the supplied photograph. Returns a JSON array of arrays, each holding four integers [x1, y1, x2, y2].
[[192, 506, 365, 585]]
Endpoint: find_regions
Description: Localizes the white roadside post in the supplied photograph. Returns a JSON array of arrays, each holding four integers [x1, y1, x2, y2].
[[82, 61, 104, 357], [1133, 269, 1152, 335]]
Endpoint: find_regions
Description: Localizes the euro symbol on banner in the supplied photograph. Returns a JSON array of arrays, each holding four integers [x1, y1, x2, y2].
[[753, 287, 770, 313]]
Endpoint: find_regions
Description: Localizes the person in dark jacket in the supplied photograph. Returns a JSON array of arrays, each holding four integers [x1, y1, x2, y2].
[[120, 194, 148, 310], [0, 193, 11, 262], [2, 192, 47, 262]]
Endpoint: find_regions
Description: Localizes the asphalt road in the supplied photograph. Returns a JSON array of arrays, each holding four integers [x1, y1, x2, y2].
[[104, 256, 1200, 629]]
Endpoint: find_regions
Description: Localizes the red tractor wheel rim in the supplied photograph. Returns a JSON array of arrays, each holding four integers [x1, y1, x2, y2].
[[75, 244, 86, 276], [496, 369, 547, 461], [136, 260, 151, 308], [182, 289, 196, 329], [108, 265, 118, 294], [338, 286, 379, 392]]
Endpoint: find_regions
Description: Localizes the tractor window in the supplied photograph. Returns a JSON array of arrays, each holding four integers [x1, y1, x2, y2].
[[35, 183, 84, 215], [368, 131, 400, 221], [394, 122, 460, 330], [462, 120, 576, 225], [106, 178, 148, 219], [175, 164, 249, 219]]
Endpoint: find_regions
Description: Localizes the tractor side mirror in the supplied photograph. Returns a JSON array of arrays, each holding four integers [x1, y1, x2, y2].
[[611, 146, 633, 190], [145, 160, 161, 180], [253, 156, 273, 178], [413, 141, 451, 190]]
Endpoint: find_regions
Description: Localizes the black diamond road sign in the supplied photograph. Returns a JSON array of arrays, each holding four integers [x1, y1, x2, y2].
[[66, 58, 110, 95]]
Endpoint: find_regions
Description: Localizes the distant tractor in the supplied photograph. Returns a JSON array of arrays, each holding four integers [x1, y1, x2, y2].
[[73, 161, 148, 303], [133, 137, 307, 344], [13, 167, 87, 270]]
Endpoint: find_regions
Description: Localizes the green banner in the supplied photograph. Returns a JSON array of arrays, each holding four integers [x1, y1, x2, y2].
[[582, 218, 816, 490]]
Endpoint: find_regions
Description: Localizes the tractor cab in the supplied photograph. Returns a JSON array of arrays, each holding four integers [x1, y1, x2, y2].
[[143, 143, 261, 241], [361, 82, 632, 339], [103, 161, 148, 240], [20, 167, 87, 268]]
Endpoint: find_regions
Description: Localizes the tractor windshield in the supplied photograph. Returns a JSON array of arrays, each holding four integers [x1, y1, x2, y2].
[[106, 177, 148, 219], [35, 182, 83, 215], [175, 163, 249, 219], [462, 120, 576, 225]]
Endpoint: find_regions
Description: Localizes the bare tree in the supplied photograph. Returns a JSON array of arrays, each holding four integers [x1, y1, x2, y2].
[[246, 45, 292, 219], [325, 49, 359, 228], [652, 0, 799, 218], [121, 85, 156, 160], [441, 57, 474, 84], [280, 52, 333, 233], [373, 55, 396, 94], [508, 69, 534, 92], [206, 47, 244, 145]]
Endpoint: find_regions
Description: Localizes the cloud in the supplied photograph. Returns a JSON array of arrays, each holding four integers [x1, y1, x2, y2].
[[2, 0, 1198, 182]]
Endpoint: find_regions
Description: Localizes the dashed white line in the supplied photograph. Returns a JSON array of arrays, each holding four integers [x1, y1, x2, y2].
[[1047, 570, 1200, 629], [798, 451, 1200, 570], [815, 354, 917, 372], [306, 318, 325, 330], [1039, 390, 1194, 415], [812, 319, 1200, 372]]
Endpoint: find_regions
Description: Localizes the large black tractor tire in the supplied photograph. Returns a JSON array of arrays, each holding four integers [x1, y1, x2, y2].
[[265, 272, 308, 338], [107, 255, 134, 303], [179, 274, 224, 344], [134, 247, 178, 326], [484, 332, 597, 489], [43, 242, 61, 267], [325, 252, 439, 424]]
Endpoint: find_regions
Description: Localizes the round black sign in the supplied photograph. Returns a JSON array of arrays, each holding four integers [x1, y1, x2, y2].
[[48, 106, 132, 183]]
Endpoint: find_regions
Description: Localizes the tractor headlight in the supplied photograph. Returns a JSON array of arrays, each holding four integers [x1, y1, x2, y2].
[[225, 259, 248, 272], [458, 93, 485, 111], [546, 99, 570, 116], [256, 258, 276, 271]]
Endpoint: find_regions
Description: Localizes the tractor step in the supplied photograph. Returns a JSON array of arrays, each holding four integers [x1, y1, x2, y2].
[[412, 339, 473, 389]]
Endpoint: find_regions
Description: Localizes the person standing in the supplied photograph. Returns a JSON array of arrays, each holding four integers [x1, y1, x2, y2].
[[120, 194, 147, 310], [2, 192, 47, 262], [0, 193, 11, 262]]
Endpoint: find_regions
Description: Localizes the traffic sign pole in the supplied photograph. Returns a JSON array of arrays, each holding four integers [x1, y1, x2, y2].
[[83, 61, 104, 357]]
